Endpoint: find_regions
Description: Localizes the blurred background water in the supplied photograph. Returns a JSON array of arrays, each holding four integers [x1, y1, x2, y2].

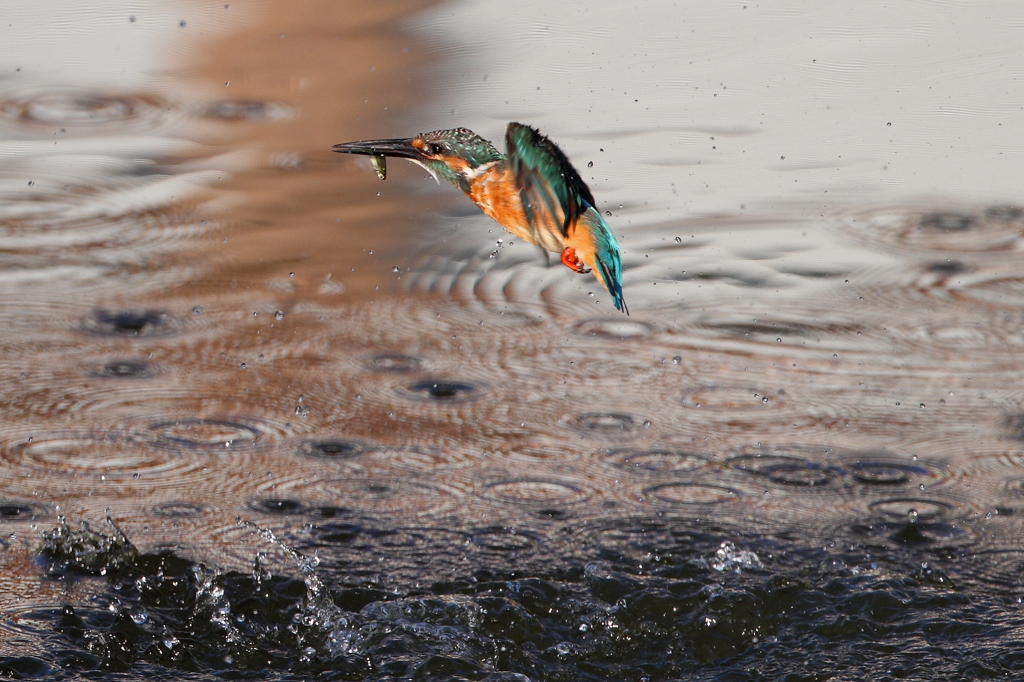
[[3, 1, 1024, 679]]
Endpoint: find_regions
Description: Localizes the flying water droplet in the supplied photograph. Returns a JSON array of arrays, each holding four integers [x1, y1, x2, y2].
[[674, 236, 682, 243], [192, 306, 203, 315], [275, 311, 284, 320]]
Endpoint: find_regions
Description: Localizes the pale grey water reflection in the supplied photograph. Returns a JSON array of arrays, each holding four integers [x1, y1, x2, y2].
[[3, 0, 1024, 677], [413, 0, 1024, 214]]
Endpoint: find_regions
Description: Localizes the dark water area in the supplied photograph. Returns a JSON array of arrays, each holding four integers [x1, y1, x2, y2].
[[16, 514, 1024, 681], [3, 0, 1024, 680]]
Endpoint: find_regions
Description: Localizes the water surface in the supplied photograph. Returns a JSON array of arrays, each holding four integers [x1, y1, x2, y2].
[[3, 1, 1024, 680]]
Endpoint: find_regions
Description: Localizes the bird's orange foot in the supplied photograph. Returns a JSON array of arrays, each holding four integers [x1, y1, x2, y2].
[[560, 247, 591, 274]]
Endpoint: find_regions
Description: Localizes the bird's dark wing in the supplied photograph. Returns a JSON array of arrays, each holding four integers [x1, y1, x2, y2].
[[505, 122, 596, 239]]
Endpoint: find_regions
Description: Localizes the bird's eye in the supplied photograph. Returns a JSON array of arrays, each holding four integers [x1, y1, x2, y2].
[[429, 143, 445, 155]]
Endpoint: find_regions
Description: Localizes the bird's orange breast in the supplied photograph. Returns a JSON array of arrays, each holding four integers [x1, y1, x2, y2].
[[466, 165, 566, 252]]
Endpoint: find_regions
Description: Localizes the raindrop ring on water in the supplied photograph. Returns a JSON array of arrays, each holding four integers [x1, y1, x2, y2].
[[764, 463, 837, 487], [87, 360, 160, 379], [919, 212, 975, 232], [467, 526, 539, 554], [363, 353, 422, 373], [574, 318, 654, 339], [842, 455, 949, 488], [0, 90, 168, 128], [482, 478, 589, 506], [248, 498, 308, 515], [150, 502, 206, 518], [644, 482, 741, 505], [2, 432, 206, 480], [81, 309, 181, 338], [985, 205, 1024, 221], [201, 99, 294, 121], [146, 418, 265, 449], [566, 412, 640, 435], [401, 379, 480, 403], [610, 449, 710, 474], [869, 498, 951, 520], [851, 464, 910, 485], [0, 500, 48, 521], [297, 439, 375, 459], [727, 453, 813, 475]]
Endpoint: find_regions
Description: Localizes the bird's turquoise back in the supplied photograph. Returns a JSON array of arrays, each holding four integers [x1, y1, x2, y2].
[[505, 123, 594, 236]]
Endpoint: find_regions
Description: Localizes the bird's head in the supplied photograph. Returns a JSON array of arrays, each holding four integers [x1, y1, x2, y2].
[[333, 128, 503, 190]]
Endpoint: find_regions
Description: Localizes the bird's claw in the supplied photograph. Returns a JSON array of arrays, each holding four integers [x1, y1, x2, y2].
[[560, 247, 591, 274]]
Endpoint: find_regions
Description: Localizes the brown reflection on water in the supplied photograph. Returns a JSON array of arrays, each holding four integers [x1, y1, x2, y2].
[[4, 0, 1024, 643], [175, 0, 445, 299]]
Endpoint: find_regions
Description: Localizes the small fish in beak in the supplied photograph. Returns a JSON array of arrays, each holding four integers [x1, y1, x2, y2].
[[371, 154, 387, 180]]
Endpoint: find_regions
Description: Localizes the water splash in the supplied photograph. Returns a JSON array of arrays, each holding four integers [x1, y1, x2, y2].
[[240, 520, 359, 658], [708, 541, 764, 573]]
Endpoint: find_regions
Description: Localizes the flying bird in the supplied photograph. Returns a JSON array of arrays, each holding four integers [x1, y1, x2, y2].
[[332, 123, 627, 313]]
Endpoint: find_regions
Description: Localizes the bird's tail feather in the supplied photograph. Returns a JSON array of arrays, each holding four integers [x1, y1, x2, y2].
[[597, 252, 628, 315], [577, 207, 627, 314]]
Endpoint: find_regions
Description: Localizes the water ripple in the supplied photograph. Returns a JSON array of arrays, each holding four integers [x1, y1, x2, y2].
[[0, 431, 206, 482], [838, 205, 1024, 253], [0, 90, 176, 131]]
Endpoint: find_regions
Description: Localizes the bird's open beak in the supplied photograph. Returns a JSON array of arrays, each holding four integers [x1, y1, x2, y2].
[[331, 138, 424, 159]]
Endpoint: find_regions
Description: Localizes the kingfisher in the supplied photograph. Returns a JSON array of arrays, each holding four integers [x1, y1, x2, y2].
[[332, 123, 627, 313]]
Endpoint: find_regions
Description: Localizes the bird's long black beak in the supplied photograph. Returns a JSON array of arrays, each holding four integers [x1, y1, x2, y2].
[[331, 138, 424, 159]]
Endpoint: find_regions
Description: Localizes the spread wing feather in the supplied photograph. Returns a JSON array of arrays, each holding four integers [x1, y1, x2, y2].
[[505, 122, 596, 241]]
